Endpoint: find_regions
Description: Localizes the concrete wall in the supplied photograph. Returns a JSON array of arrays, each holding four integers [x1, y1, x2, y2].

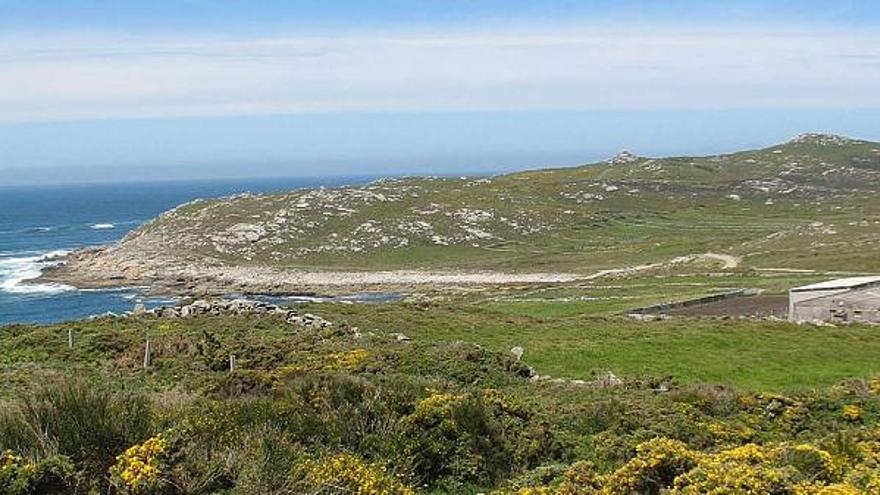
[[788, 288, 849, 319], [790, 289, 880, 324]]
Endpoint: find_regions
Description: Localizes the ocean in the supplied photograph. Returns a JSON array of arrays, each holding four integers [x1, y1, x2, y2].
[[0, 176, 371, 325]]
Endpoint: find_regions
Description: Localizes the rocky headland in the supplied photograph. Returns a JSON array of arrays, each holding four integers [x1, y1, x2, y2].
[[36, 134, 880, 295]]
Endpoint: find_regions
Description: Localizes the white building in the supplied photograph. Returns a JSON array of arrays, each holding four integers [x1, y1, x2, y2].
[[789, 276, 880, 323]]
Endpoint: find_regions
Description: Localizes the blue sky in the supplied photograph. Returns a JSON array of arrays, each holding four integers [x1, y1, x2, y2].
[[1, 1, 879, 184], [2, 1, 878, 32]]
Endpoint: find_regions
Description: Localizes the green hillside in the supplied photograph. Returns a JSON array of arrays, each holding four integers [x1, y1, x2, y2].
[[107, 133, 880, 275]]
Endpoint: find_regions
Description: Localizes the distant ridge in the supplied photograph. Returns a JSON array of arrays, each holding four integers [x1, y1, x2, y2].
[[39, 135, 880, 294]]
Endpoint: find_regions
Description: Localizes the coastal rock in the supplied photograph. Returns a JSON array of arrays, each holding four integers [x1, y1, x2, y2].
[[219, 223, 267, 244], [144, 299, 333, 328]]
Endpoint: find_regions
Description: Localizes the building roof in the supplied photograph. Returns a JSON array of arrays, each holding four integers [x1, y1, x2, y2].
[[791, 276, 880, 292]]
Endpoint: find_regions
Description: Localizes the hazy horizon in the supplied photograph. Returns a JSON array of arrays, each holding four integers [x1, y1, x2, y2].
[[2, 1, 879, 184]]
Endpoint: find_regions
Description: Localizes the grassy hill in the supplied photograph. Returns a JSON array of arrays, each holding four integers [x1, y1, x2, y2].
[[46, 134, 880, 293]]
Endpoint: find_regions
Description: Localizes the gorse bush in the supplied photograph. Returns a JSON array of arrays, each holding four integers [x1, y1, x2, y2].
[[400, 389, 566, 489], [495, 436, 880, 494], [0, 451, 76, 495], [108, 435, 169, 494], [601, 438, 699, 494], [293, 452, 415, 495]]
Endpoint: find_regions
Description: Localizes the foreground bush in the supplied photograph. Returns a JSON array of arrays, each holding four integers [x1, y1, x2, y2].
[[108, 435, 170, 494], [400, 388, 566, 489], [0, 381, 152, 493], [0, 451, 76, 495], [497, 435, 880, 494], [293, 452, 415, 494]]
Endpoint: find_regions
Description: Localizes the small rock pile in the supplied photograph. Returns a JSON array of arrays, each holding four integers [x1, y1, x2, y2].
[[510, 346, 630, 389], [607, 150, 640, 165], [146, 299, 333, 328]]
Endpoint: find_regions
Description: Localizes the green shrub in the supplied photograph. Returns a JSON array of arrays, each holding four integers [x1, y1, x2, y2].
[[0, 451, 77, 495], [401, 389, 566, 489]]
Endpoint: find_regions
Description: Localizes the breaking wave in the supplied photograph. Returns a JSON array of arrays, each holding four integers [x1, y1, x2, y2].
[[0, 250, 75, 295]]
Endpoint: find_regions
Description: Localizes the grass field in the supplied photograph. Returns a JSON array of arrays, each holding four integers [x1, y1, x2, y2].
[[290, 270, 880, 391], [313, 299, 880, 392]]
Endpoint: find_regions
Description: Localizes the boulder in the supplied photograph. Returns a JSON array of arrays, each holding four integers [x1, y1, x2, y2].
[[510, 346, 524, 361], [595, 371, 624, 388]]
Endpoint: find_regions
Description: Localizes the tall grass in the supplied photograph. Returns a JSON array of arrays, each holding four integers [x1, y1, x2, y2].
[[0, 380, 152, 480]]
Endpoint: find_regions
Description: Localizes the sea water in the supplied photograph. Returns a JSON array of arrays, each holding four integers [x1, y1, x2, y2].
[[0, 176, 371, 325]]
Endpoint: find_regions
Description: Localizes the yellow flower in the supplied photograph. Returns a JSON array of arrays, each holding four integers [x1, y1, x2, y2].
[[843, 404, 862, 422], [109, 435, 168, 494], [297, 452, 414, 495], [869, 378, 880, 395]]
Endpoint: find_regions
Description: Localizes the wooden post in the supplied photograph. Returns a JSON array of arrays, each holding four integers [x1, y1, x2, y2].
[[143, 339, 152, 369], [229, 354, 236, 373], [67, 329, 73, 349]]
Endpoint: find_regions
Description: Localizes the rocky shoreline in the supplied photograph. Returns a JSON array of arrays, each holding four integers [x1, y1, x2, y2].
[[35, 246, 582, 297]]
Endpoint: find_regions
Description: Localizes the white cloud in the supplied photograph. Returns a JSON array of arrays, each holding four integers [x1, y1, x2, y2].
[[1, 25, 879, 123]]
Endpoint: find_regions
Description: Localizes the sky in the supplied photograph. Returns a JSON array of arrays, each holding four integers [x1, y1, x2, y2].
[[1, 1, 880, 184]]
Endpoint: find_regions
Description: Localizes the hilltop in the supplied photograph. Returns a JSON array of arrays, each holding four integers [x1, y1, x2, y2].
[[41, 134, 880, 295]]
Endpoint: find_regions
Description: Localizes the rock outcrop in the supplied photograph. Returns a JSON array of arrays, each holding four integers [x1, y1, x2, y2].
[[787, 133, 860, 146], [140, 299, 333, 328], [607, 150, 641, 165]]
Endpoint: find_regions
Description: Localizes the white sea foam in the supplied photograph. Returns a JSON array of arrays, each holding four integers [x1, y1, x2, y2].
[[90, 223, 115, 229], [0, 250, 75, 295]]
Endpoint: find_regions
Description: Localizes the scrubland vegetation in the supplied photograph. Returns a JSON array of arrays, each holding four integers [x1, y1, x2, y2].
[[2, 298, 880, 494]]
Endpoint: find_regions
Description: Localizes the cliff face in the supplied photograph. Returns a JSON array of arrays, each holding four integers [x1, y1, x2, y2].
[[41, 135, 880, 293]]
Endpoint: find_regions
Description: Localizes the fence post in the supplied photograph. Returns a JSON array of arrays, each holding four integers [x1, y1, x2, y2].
[[67, 329, 73, 349], [143, 339, 152, 369], [229, 354, 236, 373]]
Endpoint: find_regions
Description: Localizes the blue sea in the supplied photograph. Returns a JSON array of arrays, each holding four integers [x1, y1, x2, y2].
[[0, 176, 371, 325]]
